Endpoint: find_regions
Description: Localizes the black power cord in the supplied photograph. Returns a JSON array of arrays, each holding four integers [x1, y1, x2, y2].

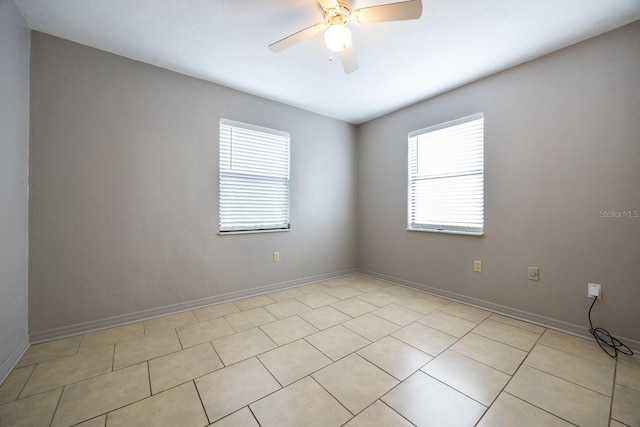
[[588, 296, 634, 358]]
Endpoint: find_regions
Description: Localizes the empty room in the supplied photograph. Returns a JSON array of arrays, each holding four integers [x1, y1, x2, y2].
[[1, 0, 639, 426]]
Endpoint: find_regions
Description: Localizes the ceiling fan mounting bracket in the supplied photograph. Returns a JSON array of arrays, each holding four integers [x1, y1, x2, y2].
[[323, 0, 352, 26]]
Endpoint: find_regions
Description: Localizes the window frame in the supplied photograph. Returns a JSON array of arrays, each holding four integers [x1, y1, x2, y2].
[[219, 118, 291, 234], [407, 113, 485, 236]]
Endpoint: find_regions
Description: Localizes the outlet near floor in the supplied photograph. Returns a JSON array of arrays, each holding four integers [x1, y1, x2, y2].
[[474, 260, 482, 273], [588, 283, 601, 299], [528, 267, 539, 281], [273, 251, 280, 262]]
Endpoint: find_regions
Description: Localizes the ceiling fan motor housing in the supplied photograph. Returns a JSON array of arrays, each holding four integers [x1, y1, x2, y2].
[[324, 0, 352, 26]]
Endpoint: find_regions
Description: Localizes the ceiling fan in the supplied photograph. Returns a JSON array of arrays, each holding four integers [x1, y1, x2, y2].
[[269, 0, 423, 74]]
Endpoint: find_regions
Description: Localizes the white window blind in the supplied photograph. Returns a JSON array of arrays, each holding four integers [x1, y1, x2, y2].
[[219, 119, 290, 233], [408, 113, 484, 235]]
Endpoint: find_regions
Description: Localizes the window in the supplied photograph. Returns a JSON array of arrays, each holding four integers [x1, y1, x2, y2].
[[219, 119, 290, 233], [408, 113, 484, 235]]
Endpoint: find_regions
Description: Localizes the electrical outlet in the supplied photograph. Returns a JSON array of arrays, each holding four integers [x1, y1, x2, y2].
[[474, 260, 482, 273], [273, 251, 280, 262], [528, 267, 539, 281], [588, 283, 601, 299]]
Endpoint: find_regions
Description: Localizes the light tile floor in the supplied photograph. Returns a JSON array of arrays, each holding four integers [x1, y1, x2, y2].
[[1, 274, 638, 427]]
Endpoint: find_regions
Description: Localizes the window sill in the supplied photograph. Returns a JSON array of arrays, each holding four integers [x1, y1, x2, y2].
[[219, 228, 291, 236], [407, 228, 484, 236]]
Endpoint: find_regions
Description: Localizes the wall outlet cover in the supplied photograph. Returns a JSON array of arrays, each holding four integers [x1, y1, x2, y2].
[[528, 267, 539, 281], [588, 283, 601, 299], [474, 260, 482, 273]]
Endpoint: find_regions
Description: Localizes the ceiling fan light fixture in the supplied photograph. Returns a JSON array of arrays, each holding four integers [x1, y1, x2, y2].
[[324, 25, 352, 52], [269, 0, 423, 73]]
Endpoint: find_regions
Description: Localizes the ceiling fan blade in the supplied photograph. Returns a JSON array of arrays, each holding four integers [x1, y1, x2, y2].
[[352, 0, 422, 24], [339, 43, 359, 74], [317, 0, 339, 10], [269, 23, 326, 52]]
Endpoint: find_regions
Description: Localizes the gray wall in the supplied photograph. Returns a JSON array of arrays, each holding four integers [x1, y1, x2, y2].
[[29, 32, 357, 337], [27, 22, 640, 345], [358, 21, 640, 344], [0, 0, 31, 380]]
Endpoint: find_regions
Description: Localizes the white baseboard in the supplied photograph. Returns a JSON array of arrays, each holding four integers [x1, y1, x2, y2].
[[27, 267, 639, 354], [359, 269, 640, 353], [29, 269, 357, 344], [0, 336, 30, 385]]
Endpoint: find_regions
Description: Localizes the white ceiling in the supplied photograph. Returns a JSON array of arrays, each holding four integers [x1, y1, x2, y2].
[[15, 0, 640, 124]]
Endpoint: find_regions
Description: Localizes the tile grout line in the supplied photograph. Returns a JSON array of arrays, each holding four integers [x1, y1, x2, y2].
[[522, 333, 618, 399], [303, 332, 371, 365], [472, 403, 491, 427], [609, 383, 639, 426], [534, 340, 618, 365], [500, 391, 579, 426], [609, 358, 617, 426], [492, 330, 542, 410], [447, 319, 540, 372], [247, 404, 263, 427], [254, 354, 283, 390], [378, 399, 418, 427], [146, 360, 152, 397], [13, 364, 37, 403], [191, 379, 211, 425], [517, 363, 614, 399], [97, 379, 185, 425], [306, 375, 355, 419], [418, 310, 479, 337], [447, 347, 520, 376], [488, 314, 547, 334], [421, 371, 491, 409], [111, 343, 115, 373], [207, 341, 224, 369], [203, 356, 287, 424], [47, 386, 64, 427], [356, 337, 429, 382], [469, 331, 548, 426], [76, 333, 87, 355], [392, 323, 459, 359], [18, 347, 116, 400], [423, 314, 536, 414], [175, 326, 186, 350]]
